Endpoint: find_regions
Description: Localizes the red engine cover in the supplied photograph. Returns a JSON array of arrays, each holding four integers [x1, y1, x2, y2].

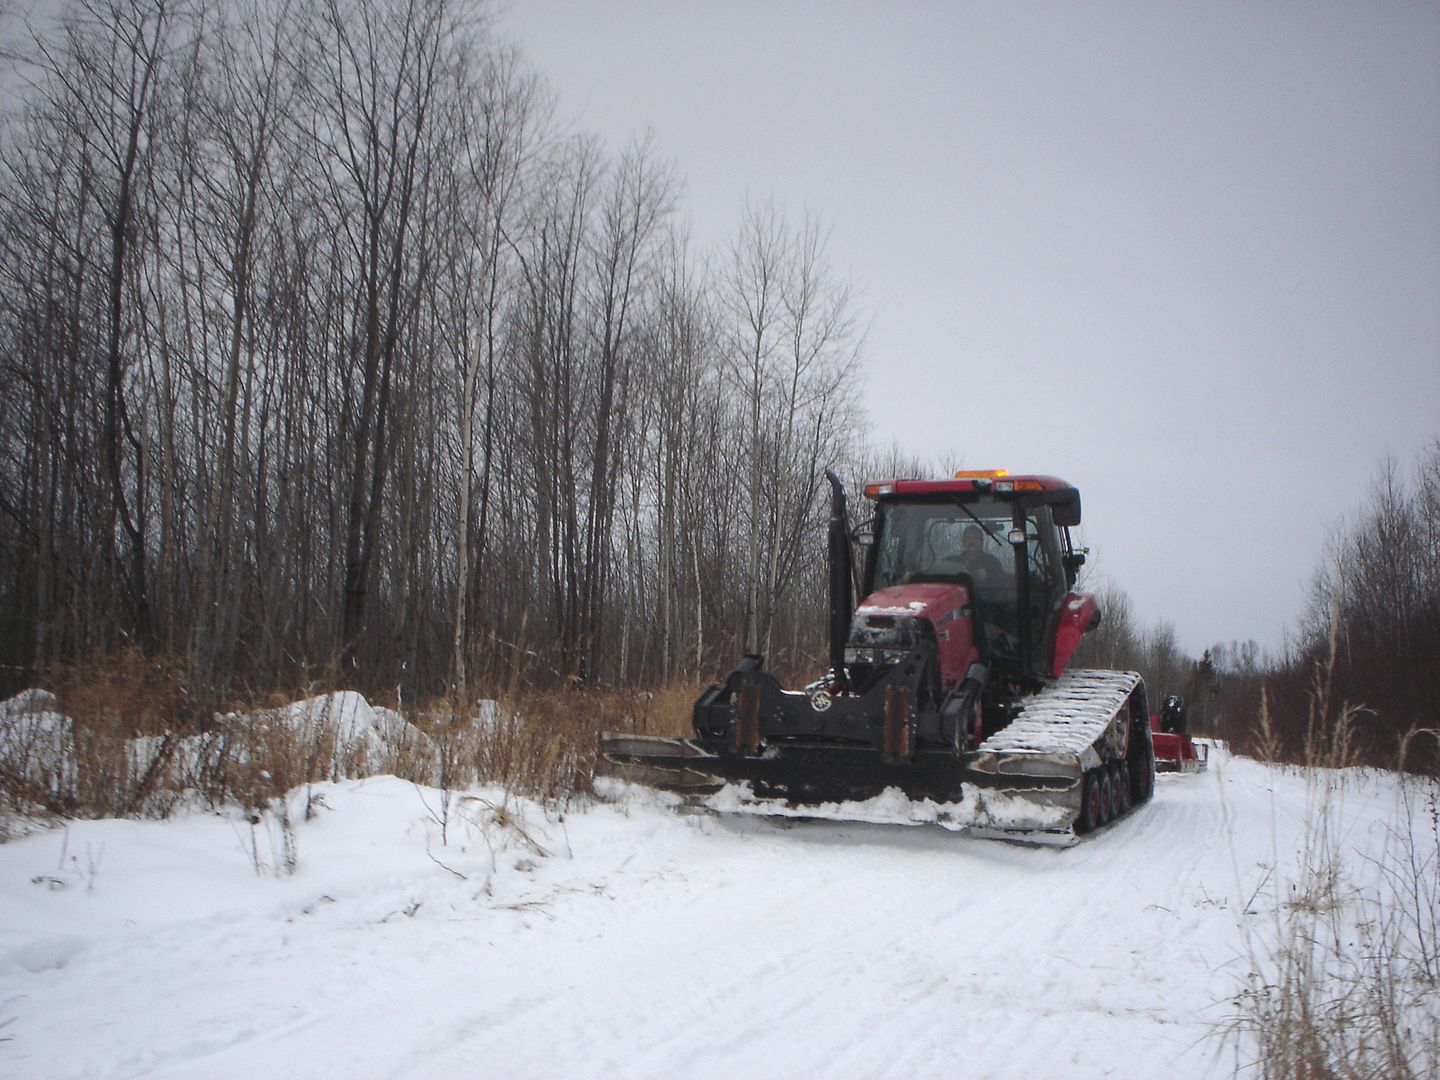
[[855, 583, 979, 693]]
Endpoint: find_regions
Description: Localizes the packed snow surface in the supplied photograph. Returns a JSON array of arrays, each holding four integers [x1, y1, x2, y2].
[[0, 744, 1428, 1078]]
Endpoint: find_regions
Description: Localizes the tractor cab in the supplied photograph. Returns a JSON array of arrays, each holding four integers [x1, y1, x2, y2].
[[859, 471, 1094, 682]]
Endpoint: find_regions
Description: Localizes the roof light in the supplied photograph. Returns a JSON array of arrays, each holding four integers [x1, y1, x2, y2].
[[864, 483, 894, 498], [953, 469, 1009, 479]]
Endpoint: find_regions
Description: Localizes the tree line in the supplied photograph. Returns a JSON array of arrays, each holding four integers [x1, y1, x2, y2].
[[3, 1, 1432, 775], [1078, 443, 1440, 774], [1264, 444, 1440, 772], [0, 0, 868, 706]]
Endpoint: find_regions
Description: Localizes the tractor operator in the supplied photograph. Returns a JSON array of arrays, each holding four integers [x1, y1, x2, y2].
[[959, 525, 1006, 588]]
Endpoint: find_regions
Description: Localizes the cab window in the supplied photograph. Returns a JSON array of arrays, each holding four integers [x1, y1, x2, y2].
[[871, 500, 1012, 597]]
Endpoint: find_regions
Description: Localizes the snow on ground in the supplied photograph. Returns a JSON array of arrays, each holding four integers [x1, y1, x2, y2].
[[0, 746, 1426, 1079]]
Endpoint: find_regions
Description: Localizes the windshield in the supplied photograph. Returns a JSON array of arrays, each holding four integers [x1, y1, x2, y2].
[[871, 499, 1015, 596], [868, 497, 1068, 674]]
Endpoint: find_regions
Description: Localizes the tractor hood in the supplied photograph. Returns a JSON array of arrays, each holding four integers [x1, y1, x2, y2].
[[854, 583, 970, 631], [846, 582, 977, 694]]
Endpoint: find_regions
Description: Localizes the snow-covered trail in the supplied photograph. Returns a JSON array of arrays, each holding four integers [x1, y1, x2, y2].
[[0, 750, 1416, 1079]]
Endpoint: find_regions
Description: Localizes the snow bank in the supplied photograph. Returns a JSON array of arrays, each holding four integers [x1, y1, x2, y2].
[[0, 688, 71, 758], [253, 691, 435, 777], [0, 689, 438, 824], [2, 748, 1433, 1078]]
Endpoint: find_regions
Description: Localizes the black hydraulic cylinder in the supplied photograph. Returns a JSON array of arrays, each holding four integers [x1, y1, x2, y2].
[[824, 469, 853, 691]]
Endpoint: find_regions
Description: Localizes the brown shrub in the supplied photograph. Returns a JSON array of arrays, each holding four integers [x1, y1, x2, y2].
[[47, 646, 192, 737], [1, 657, 706, 825]]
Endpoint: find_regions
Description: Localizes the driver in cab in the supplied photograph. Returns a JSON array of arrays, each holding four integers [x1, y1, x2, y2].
[[959, 525, 1006, 588]]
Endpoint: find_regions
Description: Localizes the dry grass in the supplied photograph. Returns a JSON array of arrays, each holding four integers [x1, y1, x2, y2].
[[1226, 777, 1440, 1079], [1224, 637, 1440, 1079], [425, 681, 695, 808], [46, 646, 193, 737], [0, 652, 703, 831]]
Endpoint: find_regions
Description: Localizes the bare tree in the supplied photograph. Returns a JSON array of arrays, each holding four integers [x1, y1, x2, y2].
[[448, 47, 544, 700], [575, 133, 675, 679], [723, 200, 859, 659], [725, 199, 788, 652], [27, 0, 181, 649], [0, 0, 884, 707], [300, 0, 456, 672], [176, 0, 298, 693]]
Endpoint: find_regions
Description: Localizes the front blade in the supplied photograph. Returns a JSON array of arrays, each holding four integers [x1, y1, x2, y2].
[[595, 733, 1079, 843]]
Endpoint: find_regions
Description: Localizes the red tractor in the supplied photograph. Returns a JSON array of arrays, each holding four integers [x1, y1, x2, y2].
[[599, 469, 1155, 841]]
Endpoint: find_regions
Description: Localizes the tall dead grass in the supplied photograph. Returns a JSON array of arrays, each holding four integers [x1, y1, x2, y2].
[[424, 680, 694, 808], [1224, 633, 1440, 1079], [0, 649, 701, 830]]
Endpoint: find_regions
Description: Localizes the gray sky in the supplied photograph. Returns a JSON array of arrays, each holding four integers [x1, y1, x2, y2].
[[495, 0, 1440, 659]]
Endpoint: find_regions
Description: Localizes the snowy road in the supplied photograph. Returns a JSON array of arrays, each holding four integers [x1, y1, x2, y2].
[[0, 750, 1417, 1078]]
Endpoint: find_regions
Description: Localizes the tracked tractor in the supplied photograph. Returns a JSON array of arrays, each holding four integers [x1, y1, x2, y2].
[[597, 469, 1155, 842]]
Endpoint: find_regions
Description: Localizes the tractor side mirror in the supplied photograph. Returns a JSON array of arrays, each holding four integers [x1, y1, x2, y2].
[[1007, 527, 1026, 546]]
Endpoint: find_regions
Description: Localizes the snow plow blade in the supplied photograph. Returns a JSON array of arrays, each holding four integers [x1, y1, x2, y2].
[[594, 735, 729, 794], [596, 669, 1152, 844], [597, 732, 972, 805], [596, 734, 1088, 842]]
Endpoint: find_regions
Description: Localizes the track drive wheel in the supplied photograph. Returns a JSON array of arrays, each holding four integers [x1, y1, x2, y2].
[[1111, 763, 1130, 815], [1080, 771, 1102, 833]]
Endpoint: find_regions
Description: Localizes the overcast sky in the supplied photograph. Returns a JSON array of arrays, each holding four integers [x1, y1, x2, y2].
[[495, 1, 1440, 659]]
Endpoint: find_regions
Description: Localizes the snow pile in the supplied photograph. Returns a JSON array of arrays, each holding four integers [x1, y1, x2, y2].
[[472, 697, 504, 735], [600, 774, 1075, 837], [614, 767, 1193, 841], [249, 691, 436, 779], [0, 689, 438, 823], [700, 780, 972, 829], [0, 689, 70, 773], [0, 691, 74, 834], [0, 688, 59, 715], [597, 775, 967, 826]]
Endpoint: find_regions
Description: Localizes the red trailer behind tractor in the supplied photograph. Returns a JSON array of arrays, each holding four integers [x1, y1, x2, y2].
[[1150, 694, 1208, 772]]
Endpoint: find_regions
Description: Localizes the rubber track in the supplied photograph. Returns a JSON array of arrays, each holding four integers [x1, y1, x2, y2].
[[976, 669, 1142, 759]]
